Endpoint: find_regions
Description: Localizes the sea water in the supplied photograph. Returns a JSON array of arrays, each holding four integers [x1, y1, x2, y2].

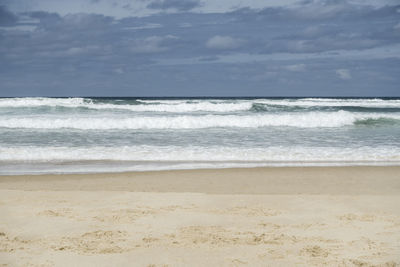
[[0, 97, 399, 174]]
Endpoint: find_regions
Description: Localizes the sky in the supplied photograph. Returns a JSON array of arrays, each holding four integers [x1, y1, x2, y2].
[[0, 0, 399, 97]]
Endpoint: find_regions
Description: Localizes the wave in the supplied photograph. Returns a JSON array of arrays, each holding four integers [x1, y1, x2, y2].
[[1, 145, 399, 162], [0, 97, 252, 113], [299, 98, 400, 102], [250, 103, 400, 113], [1, 98, 400, 114], [1, 111, 399, 129], [0, 97, 89, 108], [255, 98, 400, 108], [354, 117, 399, 126]]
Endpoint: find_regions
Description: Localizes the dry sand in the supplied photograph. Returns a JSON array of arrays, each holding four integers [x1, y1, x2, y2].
[[0, 166, 399, 266]]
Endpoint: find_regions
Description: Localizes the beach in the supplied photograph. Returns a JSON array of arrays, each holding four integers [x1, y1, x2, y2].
[[1, 166, 399, 266], [2, 0, 400, 264]]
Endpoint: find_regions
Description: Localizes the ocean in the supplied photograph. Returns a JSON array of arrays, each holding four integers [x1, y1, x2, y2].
[[0, 97, 399, 174]]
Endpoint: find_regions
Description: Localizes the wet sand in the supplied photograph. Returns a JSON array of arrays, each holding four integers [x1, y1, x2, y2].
[[1, 166, 399, 266]]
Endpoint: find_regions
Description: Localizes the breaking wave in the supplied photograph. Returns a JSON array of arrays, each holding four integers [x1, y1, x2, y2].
[[1, 98, 400, 114], [0, 97, 251, 113], [1, 111, 399, 129]]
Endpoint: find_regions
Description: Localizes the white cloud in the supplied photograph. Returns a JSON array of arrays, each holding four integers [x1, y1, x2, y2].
[[123, 23, 162, 31], [113, 68, 124, 74], [65, 47, 86, 55], [285, 64, 306, 72], [179, 22, 192, 28], [196, 0, 298, 13], [206, 35, 243, 50], [131, 35, 178, 53], [0, 25, 37, 32], [302, 26, 321, 37], [63, 45, 100, 56], [294, 3, 346, 19], [336, 69, 352, 80]]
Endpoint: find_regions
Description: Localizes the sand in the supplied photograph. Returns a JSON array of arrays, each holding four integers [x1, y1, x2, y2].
[[0, 166, 399, 266]]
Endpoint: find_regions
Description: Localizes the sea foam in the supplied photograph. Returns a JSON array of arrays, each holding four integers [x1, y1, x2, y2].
[[0, 97, 251, 112], [1, 145, 399, 162], [0, 111, 399, 129], [1, 98, 400, 113]]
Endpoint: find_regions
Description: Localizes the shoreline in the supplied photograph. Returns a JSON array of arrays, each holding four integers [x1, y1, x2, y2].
[[1, 166, 399, 194], [2, 161, 400, 176]]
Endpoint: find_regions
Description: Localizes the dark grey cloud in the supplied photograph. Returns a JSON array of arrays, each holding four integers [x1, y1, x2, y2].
[[147, 0, 201, 11], [228, 4, 400, 54], [0, 5, 17, 25]]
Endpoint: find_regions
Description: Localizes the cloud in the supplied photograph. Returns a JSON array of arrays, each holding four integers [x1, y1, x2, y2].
[[0, 5, 17, 25], [113, 67, 124, 74], [284, 37, 382, 54], [336, 69, 352, 80], [64, 45, 101, 56], [131, 35, 178, 53], [206, 35, 244, 50], [123, 23, 162, 31], [65, 47, 86, 55], [292, 1, 348, 20], [147, 0, 201, 11], [198, 56, 219, 62], [301, 26, 322, 37], [62, 13, 113, 28], [1, 1, 400, 96], [285, 64, 306, 72]]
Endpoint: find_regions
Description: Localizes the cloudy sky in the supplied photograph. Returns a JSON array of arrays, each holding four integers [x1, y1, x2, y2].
[[0, 0, 399, 96]]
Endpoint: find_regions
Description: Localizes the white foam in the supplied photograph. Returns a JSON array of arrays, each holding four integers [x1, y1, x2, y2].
[[0, 98, 252, 113], [1, 98, 399, 113], [256, 98, 400, 108], [0, 111, 399, 129], [98, 102, 252, 112], [0, 97, 88, 108], [1, 145, 399, 162]]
